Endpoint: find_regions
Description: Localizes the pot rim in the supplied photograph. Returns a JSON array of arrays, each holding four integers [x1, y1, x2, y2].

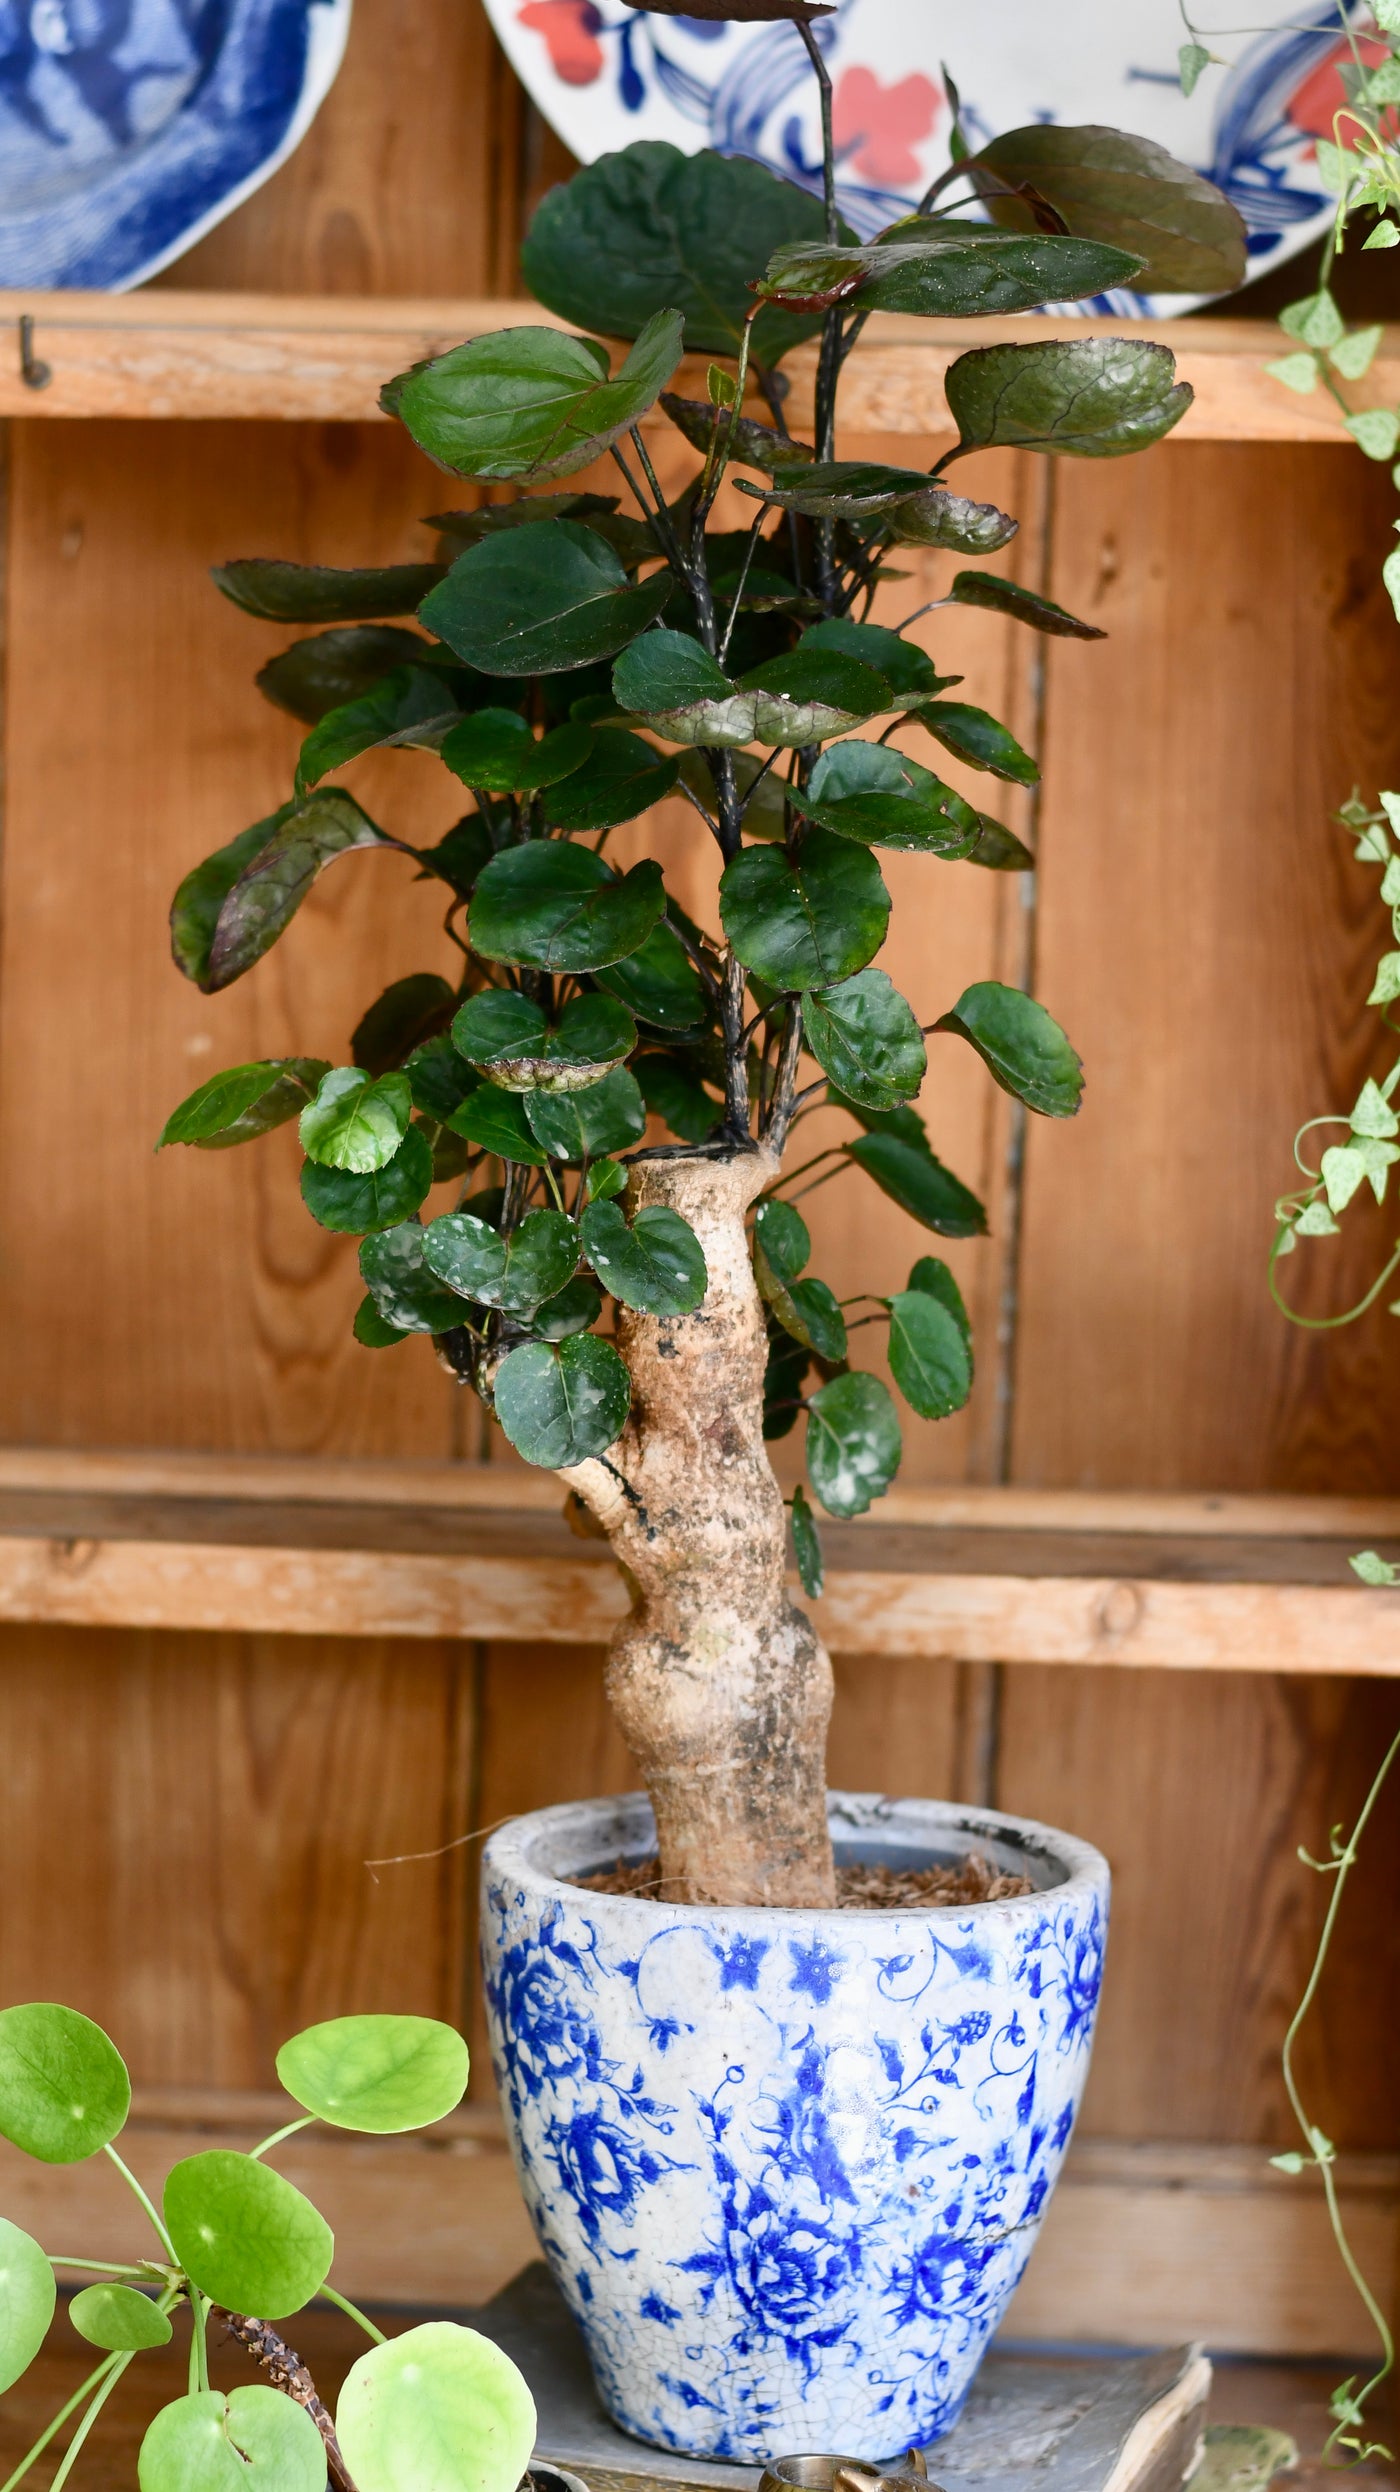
[[482, 1788, 1109, 1927]]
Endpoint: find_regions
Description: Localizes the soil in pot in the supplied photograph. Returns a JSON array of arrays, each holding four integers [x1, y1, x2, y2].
[[577, 1852, 1034, 1909]]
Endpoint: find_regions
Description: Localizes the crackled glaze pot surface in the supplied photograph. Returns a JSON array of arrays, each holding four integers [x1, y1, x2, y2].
[[482, 1793, 1109, 2464]]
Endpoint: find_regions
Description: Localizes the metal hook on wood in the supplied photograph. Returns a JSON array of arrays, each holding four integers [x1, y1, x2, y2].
[[18, 315, 51, 391]]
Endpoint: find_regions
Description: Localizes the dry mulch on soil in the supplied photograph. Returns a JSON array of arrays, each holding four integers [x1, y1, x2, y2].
[[575, 1854, 1033, 1908]]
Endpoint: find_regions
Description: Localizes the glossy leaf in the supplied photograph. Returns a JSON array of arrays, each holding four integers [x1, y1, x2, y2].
[[164, 2152, 332, 2320], [70, 2284, 172, 2352], [947, 570, 1104, 639], [214, 560, 444, 623], [945, 337, 1190, 458], [406, 1034, 480, 1121], [470, 841, 665, 972], [760, 1260, 847, 1360], [532, 1277, 604, 1340], [387, 313, 684, 482], [276, 2015, 469, 2135], [790, 1483, 824, 1599], [806, 1371, 902, 1517], [580, 1200, 707, 1315], [754, 1196, 810, 1283], [353, 976, 457, 1075], [971, 123, 1247, 294], [887, 1287, 972, 1420], [170, 814, 286, 988], [595, 919, 707, 1028], [300, 1068, 412, 1173], [204, 792, 385, 992], [256, 626, 439, 725], [494, 1333, 631, 1467], [335, 2321, 537, 2492], [138, 2388, 326, 2492], [720, 831, 890, 989], [804, 968, 926, 1110], [448, 1084, 549, 1166], [159, 1059, 327, 1151], [423, 1209, 579, 1314], [740, 647, 890, 746], [421, 521, 671, 677], [845, 1130, 987, 1237], [523, 1065, 647, 1161], [414, 813, 497, 898], [763, 1323, 811, 1441], [793, 741, 979, 854], [522, 140, 838, 366], [919, 701, 1039, 785], [888, 486, 1020, 553], [0, 2004, 130, 2164], [301, 1128, 435, 1236], [966, 814, 1036, 870], [755, 464, 1017, 553], [296, 666, 459, 793], [453, 991, 636, 1093], [442, 709, 593, 794], [360, 1223, 478, 1333], [754, 222, 1142, 316], [935, 980, 1084, 1116], [544, 728, 680, 830], [799, 618, 951, 705], [612, 629, 754, 746], [907, 1254, 973, 1354], [634, 1051, 721, 1142], [354, 1296, 412, 1349], [0, 2220, 56, 2392], [659, 393, 815, 472]]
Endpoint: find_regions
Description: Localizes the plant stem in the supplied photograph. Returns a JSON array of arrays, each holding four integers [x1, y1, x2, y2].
[[47, 2354, 134, 2492], [248, 2115, 316, 2162], [319, 2284, 387, 2345], [0, 2357, 121, 2492], [103, 2142, 176, 2260], [46, 2257, 155, 2276], [218, 2308, 359, 2492]]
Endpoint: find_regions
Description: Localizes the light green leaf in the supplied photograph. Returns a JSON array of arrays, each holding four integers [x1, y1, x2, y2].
[[421, 521, 671, 678], [1364, 220, 1400, 249], [335, 2321, 536, 2492], [935, 980, 1084, 1116], [1322, 1138, 1400, 1210], [790, 1484, 824, 1600], [1279, 290, 1344, 349], [276, 2016, 468, 2135], [1384, 545, 1400, 624], [139, 2388, 327, 2492], [1368, 950, 1400, 1005], [0, 2004, 130, 2164], [360, 1223, 478, 1333], [579, 1201, 707, 1315], [387, 312, 682, 481], [1352, 1550, 1400, 1586], [1265, 352, 1319, 396], [1329, 323, 1384, 379], [887, 1288, 973, 1420], [0, 2220, 56, 2392], [1351, 1077, 1399, 1139], [1178, 41, 1210, 95], [422, 1210, 579, 1315], [493, 1335, 631, 1467], [70, 2284, 172, 2352], [1345, 408, 1400, 460], [164, 2151, 333, 2319], [159, 1060, 328, 1151], [300, 1069, 413, 1174], [1294, 1198, 1339, 1237], [806, 1372, 902, 1518]]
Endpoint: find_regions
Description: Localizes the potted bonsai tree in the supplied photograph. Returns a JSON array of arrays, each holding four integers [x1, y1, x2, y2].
[[160, 9, 1244, 2462]]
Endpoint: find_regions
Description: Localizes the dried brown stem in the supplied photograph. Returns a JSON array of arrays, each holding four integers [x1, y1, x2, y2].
[[217, 2309, 358, 2492]]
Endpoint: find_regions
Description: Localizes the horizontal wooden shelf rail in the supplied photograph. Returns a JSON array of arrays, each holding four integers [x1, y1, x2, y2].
[[0, 294, 1381, 441], [0, 1448, 1397, 1670]]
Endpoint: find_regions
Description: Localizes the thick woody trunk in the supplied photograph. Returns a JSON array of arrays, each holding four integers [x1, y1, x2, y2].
[[561, 1145, 836, 1909]]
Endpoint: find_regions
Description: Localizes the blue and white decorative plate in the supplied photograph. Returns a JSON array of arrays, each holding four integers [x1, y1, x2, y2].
[[0, 0, 352, 291], [483, 0, 1366, 315]]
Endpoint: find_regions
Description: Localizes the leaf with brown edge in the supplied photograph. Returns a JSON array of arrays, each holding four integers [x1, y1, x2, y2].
[[968, 123, 1247, 295]]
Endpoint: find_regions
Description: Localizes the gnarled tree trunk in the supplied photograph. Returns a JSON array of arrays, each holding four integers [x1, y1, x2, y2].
[[561, 1145, 836, 1909]]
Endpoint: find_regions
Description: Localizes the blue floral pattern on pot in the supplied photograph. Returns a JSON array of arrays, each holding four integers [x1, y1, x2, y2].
[[482, 1793, 1110, 2463]]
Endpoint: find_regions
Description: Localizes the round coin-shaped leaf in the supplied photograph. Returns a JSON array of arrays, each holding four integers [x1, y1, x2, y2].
[[805, 1371, 902, 1518], [720, 831, 889, 990], [887, 1288, 973, 1422], [424, 1210, 578, 1316], [301, 1125, 435, 1237], [494, 1335, 630, 1468], [595, 921, 706, 1029], [336, 2321, 536, 2492], [0, 2218, 56, 2392], [934, 980, 1084, 1117], [470, 843, 665, 974], [70, 2283, 172, 2352], [804, 969, 927, 1112], [795, 741, 978, 855], [359, 1223, 476, 1335], [164, 2151, 333, 2320], [421, 521, 671, 677], [299, 1069, 412, 1174], [276, 2016, 468, 2136], [139, 2387, 327, 2492], [0, 2004, 130, 2164], [523, 1066, 647, 1163], [580, 1201, 707, 1316]]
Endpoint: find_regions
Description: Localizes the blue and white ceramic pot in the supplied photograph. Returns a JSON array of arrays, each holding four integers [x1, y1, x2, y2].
[[481, 1790, 1110, 2464]]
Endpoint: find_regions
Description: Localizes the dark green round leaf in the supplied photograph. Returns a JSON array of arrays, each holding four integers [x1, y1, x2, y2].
[[524, 1065, 647, 1162], [945, 337, 1190, 458], [360, 1223, 478, 1333], [946, 571, 1104, 639], [407, 1034, 481, 1120], [423, 1209, 579, 1315], [442, 710, 593, 794], [935, 980, 1085, 1117], [139, 2387, 326, 2492], [300, 1069, 412, 1174], [170, 815, 287, 991], [0, 2005, 130, 2164], [532, 1277, 604, 1340], [634, 1052, 720, 1143], [739, 648, 890, 747], [159, 1060, 327, 1151], [448, 1085, 549, 1166], [545, 728, 680, 829], [205, 792, 385, 992], [70, 2283, 172, 2352], [295, 665, 459, 795], [612, 630, 752, 746], [387, 313, 683, 483], [888, 487, 1020, 554], [795, 742, 979, 855], [845, 1131, 987, 1237], [800, 618, 948, 702], [790, 1484, 824, 1601], [214, 560, 445, 623], [521, 140, 839, 366], [470, 842, 665, 973], [354, 1295, 412, 1349], [784, 1277, 847, 1361], [494, 1334, 631, 1467], [255, 627, 436, 725], [585, 1157, 628, 1203], [451, 991, 547, 1065], [302, 1127, 435, 1235], [336, 2321, 537, 2492], [415, 813, 498, 898], [753, 1197, 810, 1284], [0, 2219, 56, 2391], [804, 969, 927, 1112], [276, 2016, 468, 2135], [164, 2152, 332, 2320], [453, 991, 636, 1093], [353, 977, 456, 1075], [887, 1288, 973, 1421], [806, 1371, 902, 1518], [580, 1201, 707, 1315], [919, 702, 1038, 787], [596, 920, 707, 1029], [755, 223, 1142, 317], [971, 123, 1246, 294], [907, 1256, 973, 1356], [720, 831, 889, 989], [420, 521, 671, 677]]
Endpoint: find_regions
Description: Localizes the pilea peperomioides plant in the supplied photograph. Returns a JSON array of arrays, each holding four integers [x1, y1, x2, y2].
[[161, 22, 1244, 1913], [0, 2004, 534, 2492]]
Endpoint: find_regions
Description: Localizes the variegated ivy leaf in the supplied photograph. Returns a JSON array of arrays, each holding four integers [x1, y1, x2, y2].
[[1279, 291, 1344, 350], [1344, 408, 1400, 461], [1295, 1198, 1340, 1237], [1329, 324, 1384, 380], [1264, 353, 1319, 397], [1321, 1137, 1400, 1212], [1352, 1550, 1400, 1585], [1367, 951, 1400, 1006], [1356, 823, 1391, 863], [1380, 855, 1400, 906], [1384, 544, 1400, 624], [1350, 1077, 1399, 1140]]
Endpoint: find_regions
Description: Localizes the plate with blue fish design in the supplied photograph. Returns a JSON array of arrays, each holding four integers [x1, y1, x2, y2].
[[484, 0, 1368, 314], [0, 0, 352, 290]]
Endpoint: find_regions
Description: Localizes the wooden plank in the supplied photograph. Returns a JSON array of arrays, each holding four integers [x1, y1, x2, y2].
[[0, 298, 1387, 439]]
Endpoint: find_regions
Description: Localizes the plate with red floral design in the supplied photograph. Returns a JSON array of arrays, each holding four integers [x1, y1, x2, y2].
[[485, 0, 1369, 315]]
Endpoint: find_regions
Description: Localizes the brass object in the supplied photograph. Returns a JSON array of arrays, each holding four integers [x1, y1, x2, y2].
[[761, 2450, 941, 2492]]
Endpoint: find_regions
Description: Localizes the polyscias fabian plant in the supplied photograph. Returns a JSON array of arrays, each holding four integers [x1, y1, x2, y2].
[[161, 11, 1244, 1910], [0, 2003, 534, 2492]]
